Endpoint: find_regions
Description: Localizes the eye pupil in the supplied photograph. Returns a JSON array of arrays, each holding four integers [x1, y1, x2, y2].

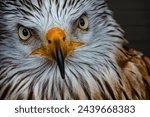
[[79, 18, 85, 27], [23, 28, 29, 36]]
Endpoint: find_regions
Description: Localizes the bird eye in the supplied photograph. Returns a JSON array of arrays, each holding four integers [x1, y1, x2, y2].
[[18, 26, 32, 41], [78, 15, 89, 30]]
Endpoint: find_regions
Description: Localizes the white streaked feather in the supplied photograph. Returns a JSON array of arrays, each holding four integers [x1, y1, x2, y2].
[[0, 0, 127, 99]]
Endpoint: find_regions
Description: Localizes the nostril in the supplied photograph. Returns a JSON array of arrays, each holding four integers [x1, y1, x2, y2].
[[63, 37, 66, 41], [48, 40, 51, 44]]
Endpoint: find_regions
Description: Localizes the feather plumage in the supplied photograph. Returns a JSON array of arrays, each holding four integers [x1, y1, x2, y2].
[[0, 0, 149, 100]]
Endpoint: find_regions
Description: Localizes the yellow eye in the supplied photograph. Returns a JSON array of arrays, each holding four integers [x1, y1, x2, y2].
[[78, 15, 89, 30], [18, 26, 32, 41]]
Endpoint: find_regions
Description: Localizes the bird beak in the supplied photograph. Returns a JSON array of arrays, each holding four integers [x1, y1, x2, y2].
[[31, 27, 85, 79], [55, 39, 65, 79]]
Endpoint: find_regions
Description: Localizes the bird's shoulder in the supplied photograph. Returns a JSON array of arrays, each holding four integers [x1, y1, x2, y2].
[[123, 48, 150, 86], [116, 47, 150, 99]]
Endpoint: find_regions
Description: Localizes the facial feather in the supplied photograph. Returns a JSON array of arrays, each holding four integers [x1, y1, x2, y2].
[[1, 0, 148, 100]]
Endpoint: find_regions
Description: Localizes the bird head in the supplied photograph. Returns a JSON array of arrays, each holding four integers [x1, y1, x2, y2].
[[12, 0, 97, 79], [0, 0, 126, 99]]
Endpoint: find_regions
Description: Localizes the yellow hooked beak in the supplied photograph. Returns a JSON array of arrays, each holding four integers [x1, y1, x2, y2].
[[31, 27, 85, 79]]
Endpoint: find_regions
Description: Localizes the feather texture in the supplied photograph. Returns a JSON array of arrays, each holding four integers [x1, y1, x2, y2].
[[0, 0, 149, 100]]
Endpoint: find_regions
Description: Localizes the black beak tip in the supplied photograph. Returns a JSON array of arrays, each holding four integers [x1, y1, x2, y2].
[[61, 72, 65, 79], [58, 62, 65, 79], [55, 40, 65, 79]]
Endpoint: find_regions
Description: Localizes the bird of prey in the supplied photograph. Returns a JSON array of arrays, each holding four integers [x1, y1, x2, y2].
[[0, 0, 150, 100]]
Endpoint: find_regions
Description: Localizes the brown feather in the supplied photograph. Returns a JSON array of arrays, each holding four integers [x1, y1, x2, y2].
[[116, 48, 150, 99]]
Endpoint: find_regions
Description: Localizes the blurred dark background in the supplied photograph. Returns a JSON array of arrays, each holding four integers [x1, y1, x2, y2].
[[108, 0, 150, 56]]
